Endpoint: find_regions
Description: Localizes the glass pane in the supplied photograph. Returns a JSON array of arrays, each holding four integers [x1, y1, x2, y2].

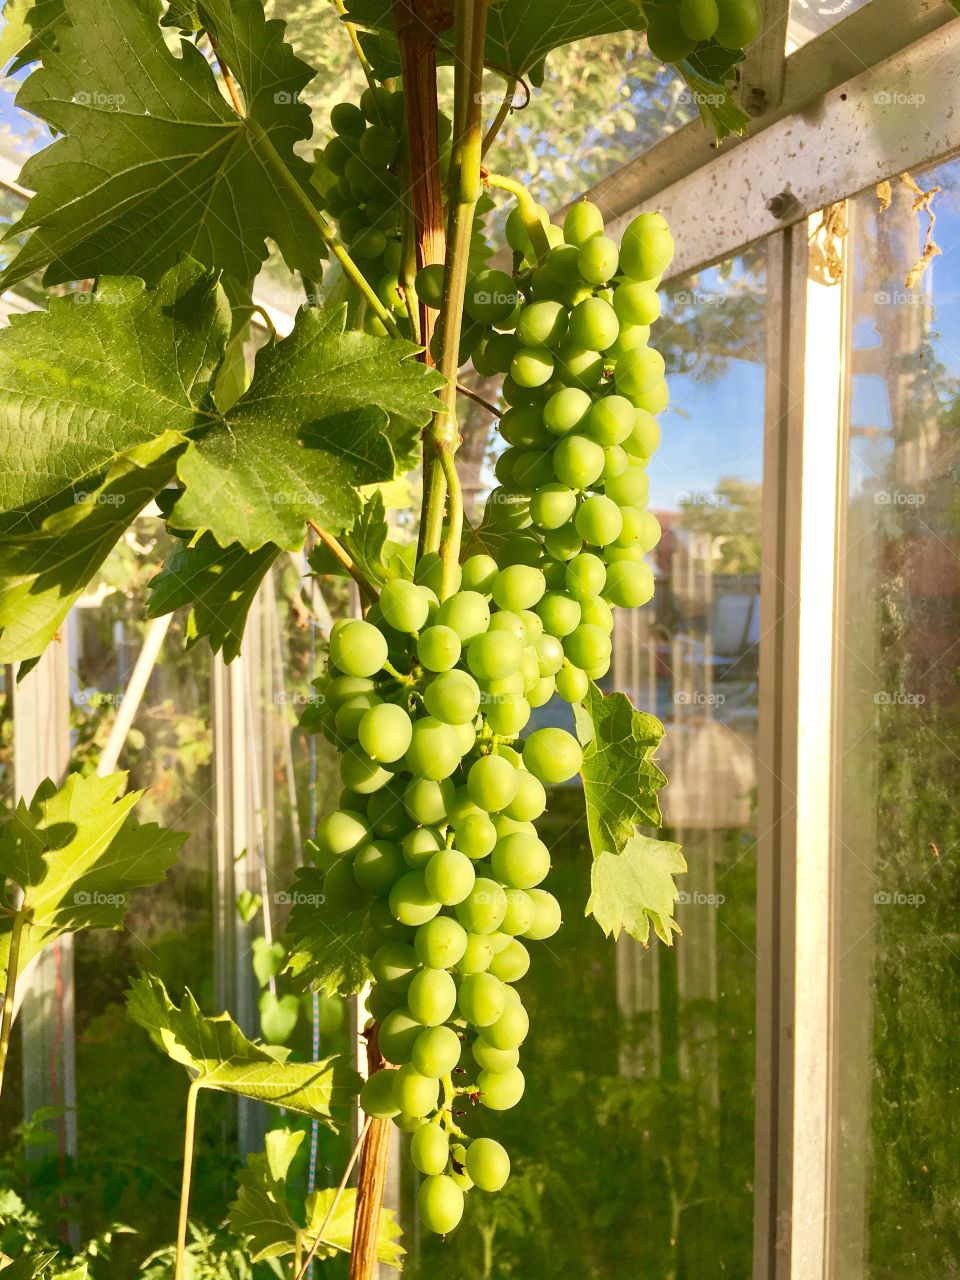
[[402, 247, 767, 1277], [787, 0, 874, 51], [833, 159, 960, 1275]]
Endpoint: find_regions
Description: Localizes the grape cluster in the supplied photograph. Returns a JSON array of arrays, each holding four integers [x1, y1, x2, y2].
[[312, 576, 581, 1234], [644, 0, 762, 62]]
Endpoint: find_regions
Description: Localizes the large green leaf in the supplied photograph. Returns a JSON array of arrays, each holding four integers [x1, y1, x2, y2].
[[146, 531, 280, 662], [574, 681, 685, 945], [229, 1128, 404, 1267], [345, 0, 644, 80], [284, 865, 370, 997], [127, 971, 360, 1123], [170, 306, 443, 551], [0, 1251, 60, 1278], [1, 0, 321, 289], [0, 772, 185, 986]]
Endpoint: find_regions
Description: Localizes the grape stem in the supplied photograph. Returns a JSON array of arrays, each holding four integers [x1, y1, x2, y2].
[[457, 381, 502, 417], [426, 0, 491, 599], [307, 521, 378, 607], [331, 0, 383, 108], [440, 1072, 469, 1139], [484, 172, 551, 263], [481, 76, 518, 159], [0, 908, 25, 1097]]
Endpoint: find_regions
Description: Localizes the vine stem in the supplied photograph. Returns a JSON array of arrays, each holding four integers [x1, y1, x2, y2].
[[307, 521, 378, 606], [246, 120, 402, 337], [485, 171, 551, 262], [0, 909, 25, 1097], [348, 1028, 391, 1280], [332, 0, 382, 103], [174, 1080, 201, 1280], [457, 381, 502, 417], [294, 1115, 373, 1280], [481, 76, 517, 158]]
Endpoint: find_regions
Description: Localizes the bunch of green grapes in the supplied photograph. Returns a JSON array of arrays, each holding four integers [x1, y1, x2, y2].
[[311, 568, 581, 1234], [644, 0, 762, 61]]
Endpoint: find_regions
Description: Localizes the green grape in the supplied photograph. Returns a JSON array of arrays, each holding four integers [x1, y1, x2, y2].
[[602, 444, 629, 480], [477, 1066, 525, 1111], [379, 579, 431, 633], [340, 744, 393, 794], [504, 770, 547, 821], [563, 623, 612, 673], [411, 1123, 450, 1176], [500, 404, 550, 448], [455, 878, 508, 934], [416, 263, 445, 309], [423, 670, 481, 726], [645, 6, 697, 59], [367, 983, 402, 1025], [581, 595, 615, 632], [532, 634, 564, 678], [619, 211, 675, 282], [565, 552, 607, 601], [491, 832, 551, 889], [389, 870, 442, 926], [466, 269, 519, 324], [467, 755, 519, 812], [544, 522, 583, 560], [575, 494, 624, 547], [405, 717, 462, 780], [417, 624, 462, 672], [459, 932, 496, 973], [407, 967, 457, 1026], [394, 1063, 440, 1117], [379, 1008, 422, 1064], [458, 972, 507, 1026], [488, 611, 526, 645], [404, 777, 455, 826], [367, 781, 410, 837], [587, 395, 635, 446], [563, 200, 604, 246], [323, 857, 371, 911], [370, 941, 418, 990], [604, 560, 655, 608], [482, 332, 519, 375], [544, 386, 592, 434], [505, 202, 550, 257], [578, 234, 619, 285], [568, 297, 619, 351], [552, 434, 605, 488], [616, 344, 666, 399], [604, 463, 650, 508], [415, 915, 469, 968], [510, 449, 555, 490], [555, 663, 588, 702], [489, 936, 531, 981], [455, 810, 498, 859], [625, 409, 661, 460], [460, 553, 499, 594], [314, 809, 369, 858], [484, 693, 531, 737], [435, 591, 491, 641], [360, 123, 398, 166], [500, 885, 535, 935], [516, 300, 568, 347], [466, 1137, 511, 1192], [613, 280, 661, 326], [424, 849, 476, 906], [418, 1174, 464, 1234], [325, 674, 376, 710], [330, 100, 366, 136], [632, 376, 669, 415], [352, 228, 388, 260], [329, 620, 388, 677], [334, 692, 380, 739], [360, 1069, 401, 1119], [415, 550, 459, 596], [412, 1025, 462, 1078], [492, 564, 546, 612], [480, 1000, 529, 1051], [510, 346, 554, 388], [354, 840, 407, 895], [715, 0, 761, 46], [537, 591, 582, 637], [360, 84, 393, 121], [679, 0, 720, 35], [522, 727, 583, 784], [529, 483, 577, 531], [358, 703, 413, 763], [472, 1039, 519, 1079], [467, 631, 523, 681]]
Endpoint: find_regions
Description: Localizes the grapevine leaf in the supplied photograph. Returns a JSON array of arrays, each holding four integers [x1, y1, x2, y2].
[[258, 991, 300, 1043], [284, 866, 370, 997], [346, 0, 644, 80], [126, 971, 361, 1124], [0, 772, 185, 987], [0, 432, 188, 664], [0, 0, 63, 72], [170, 306, 443, 552], [587, 835, 686, 946], [146, 531, 280, 663], [1, 0, 322, 289], [675, 43, 750, 141], [574, 680, 667, 848], [229, 1129, 405, 1267], [461, 492, 531, 563], [308, 491, 413, 588], [0, 1251, 61, 1278]]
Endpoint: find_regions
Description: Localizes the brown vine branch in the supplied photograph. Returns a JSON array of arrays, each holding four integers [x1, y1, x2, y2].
[[348, 1026, 392, 1280], [294, 1115, 373, 1280], [307, 521, 378, 606], [457, 381, 502, 417]]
